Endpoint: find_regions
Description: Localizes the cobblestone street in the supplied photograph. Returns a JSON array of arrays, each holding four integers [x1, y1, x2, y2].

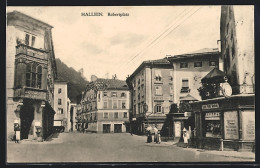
[[7, 132, 255, 163]]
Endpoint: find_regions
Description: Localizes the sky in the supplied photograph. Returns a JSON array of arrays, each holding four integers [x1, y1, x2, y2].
[[7, 6, 221, 81]]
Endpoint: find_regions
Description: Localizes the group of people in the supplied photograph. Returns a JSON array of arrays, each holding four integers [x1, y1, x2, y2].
[[146, 126, 161, 144]]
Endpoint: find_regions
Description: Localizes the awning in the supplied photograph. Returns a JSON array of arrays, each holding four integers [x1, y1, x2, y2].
[[201, 68, 226, 83]]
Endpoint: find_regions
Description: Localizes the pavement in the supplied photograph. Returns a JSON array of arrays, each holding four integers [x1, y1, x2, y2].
[[130, 134, 255, 160], [7, 132, 255, 162]]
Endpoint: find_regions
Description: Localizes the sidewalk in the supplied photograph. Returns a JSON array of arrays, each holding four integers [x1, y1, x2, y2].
[[131, 134, 255, 160]]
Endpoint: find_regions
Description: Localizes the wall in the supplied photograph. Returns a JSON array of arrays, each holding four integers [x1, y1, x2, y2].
[[220, 6, 254, 94], [173, 56, 218, 104]]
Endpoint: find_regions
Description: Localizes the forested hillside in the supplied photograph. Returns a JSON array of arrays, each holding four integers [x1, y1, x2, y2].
[[55, 58, 89, 103]]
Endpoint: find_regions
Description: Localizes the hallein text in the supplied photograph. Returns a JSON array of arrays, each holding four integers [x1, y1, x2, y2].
[[81, 12, 129, 17]]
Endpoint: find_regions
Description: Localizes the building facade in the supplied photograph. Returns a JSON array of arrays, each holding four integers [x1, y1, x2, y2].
[[126, 58, 173, 135], [6, 11, 57, 141], [53, 81, 70, 132], [166, 48, 220, 140], [81, 78, 130, 133], [191, 5, 255, 152]]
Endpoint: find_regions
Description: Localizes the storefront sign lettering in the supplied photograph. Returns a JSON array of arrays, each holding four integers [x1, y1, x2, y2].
[[205, 112, 220, 120], [224, 111, 239, 140], [202, 103, 219, 110]]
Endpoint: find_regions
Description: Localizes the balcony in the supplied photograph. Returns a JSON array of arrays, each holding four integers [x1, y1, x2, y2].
[[16, 44, 48, 60], [14, 87, 47, 100]]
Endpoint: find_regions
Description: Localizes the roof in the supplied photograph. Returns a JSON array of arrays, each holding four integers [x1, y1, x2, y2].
[[179, 94, 198, 101], [7, 10, 53, 29], [167, 48, 219, 61], [201, 68, 227, 83], [93, 78, 129, 90], [126, 57, 172, 83]]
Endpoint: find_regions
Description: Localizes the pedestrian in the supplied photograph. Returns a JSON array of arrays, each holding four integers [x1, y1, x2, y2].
[[15, 130, 20, 143], [154, 127, 158, 143], [158, 131, 161, 144], [183, 128, 190, 148], [147, 130, 152, 143], [82, 123, 85, 134]]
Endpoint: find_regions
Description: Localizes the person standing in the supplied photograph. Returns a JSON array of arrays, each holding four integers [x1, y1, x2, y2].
[[183, 128, 190, 148], [154, 127, 158, 143]]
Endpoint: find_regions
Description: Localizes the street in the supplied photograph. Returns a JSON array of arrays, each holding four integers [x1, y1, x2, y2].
[[7, 132, 254, 163]]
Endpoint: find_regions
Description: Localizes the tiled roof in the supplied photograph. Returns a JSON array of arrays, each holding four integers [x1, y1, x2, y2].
[[167, 48, 219, 60], [94, 78, 129, 90], [143, 57, 170, 64]]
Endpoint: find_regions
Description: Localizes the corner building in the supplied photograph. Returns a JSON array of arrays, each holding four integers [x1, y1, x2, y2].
[[81, 78, 130, 133], [126, 58, 173, 134], [6, 11, 57, 141]]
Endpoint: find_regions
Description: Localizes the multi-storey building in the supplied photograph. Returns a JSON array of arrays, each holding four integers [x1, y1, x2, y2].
[[81, 78, 130, 133], [167, 48, 220, 140], [126, 58, 173, 135], [6, 11, 57, 141], [54, 81, 70, 132], [167, 48, 220, 104], [191, 6, 255, 151]]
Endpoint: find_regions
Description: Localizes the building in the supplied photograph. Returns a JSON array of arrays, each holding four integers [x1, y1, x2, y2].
[[191, 5, 255, 151], [6, 11, 57, 141], [167, 48, 220, 140], [167, 48, 220, 104], [126, 58, 173, 135], [69, 103, 78, 132], [81, 78, 130, 133], [53, 81, 70, 132]]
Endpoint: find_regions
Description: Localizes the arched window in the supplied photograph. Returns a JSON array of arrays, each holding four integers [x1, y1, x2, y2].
[[26, 62, 43, 88]]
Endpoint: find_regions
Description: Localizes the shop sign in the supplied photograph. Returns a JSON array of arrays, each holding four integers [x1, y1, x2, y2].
[[132, 118, 136, 121], [205, 112, 220, 120], [242, 111, 255, 141], [224, 111, 239, 140], [184, 112, 192, 117], [202, 103, 219, 110]]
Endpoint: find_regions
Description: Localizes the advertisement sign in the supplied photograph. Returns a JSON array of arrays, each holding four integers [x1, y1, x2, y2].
[[224, 111, 239, 140], [242, 110, 255, 141], [174, 121, 181, 137], [205, 112, 220, 120], [202, 103, 219, 110]]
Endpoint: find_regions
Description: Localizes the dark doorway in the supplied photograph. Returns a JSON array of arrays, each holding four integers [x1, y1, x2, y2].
[[20, 103, 34, 140], [103, 124, 111, 133], [114, 124, 122, 133]]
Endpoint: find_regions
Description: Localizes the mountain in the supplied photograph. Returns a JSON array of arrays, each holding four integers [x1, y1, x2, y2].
[[55, 58, 89, 103]]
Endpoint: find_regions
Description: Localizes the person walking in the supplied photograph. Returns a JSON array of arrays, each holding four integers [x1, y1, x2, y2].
[[183, 128, 190, 148], [154, 127, 158, 143]]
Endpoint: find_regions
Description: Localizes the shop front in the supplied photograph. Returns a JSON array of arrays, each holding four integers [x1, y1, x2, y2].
[[191, 94, 255, 151]]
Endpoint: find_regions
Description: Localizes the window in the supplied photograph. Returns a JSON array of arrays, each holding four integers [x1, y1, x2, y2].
[[155, 86, 162, 95], [121, 92, 126, 97], [57, 108, 63, 114], [180, 62, 188, 68], [26, 62, 42, 88], [58, 99, 62, 105], [114, 112, 118, 118], [181, 79, 189, 93], [25, 33, 36, 47], [104, 112, 108, 119], [194, 61, 202, 67], [133, 105, 136, 115], [156, 105, 162, 113], [103, 92, 107, 97], [113, 101, 117, 109], [205, 112, 221, 138], [169, 70, 173, 81], [138, 103, 141, 113], [112, 92, 117, 97], [58, 88, 62, 94], [123, 112, 128, 118], [155, 70, 162, 81], [122, 101, 126, 109], [209, 61, 217, 67]]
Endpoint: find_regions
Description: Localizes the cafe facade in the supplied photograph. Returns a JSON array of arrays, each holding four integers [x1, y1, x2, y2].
[[191, 94, 255, 151]]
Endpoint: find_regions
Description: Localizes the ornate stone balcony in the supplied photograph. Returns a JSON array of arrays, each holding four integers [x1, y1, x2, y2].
[[14, 87, 47, 101], [16, 43, 48, 60]]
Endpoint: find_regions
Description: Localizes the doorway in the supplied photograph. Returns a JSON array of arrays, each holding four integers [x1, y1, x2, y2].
[[20, 104, 34, 140], [103, 124, 111, 133], [114, 124, 122, 133]]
